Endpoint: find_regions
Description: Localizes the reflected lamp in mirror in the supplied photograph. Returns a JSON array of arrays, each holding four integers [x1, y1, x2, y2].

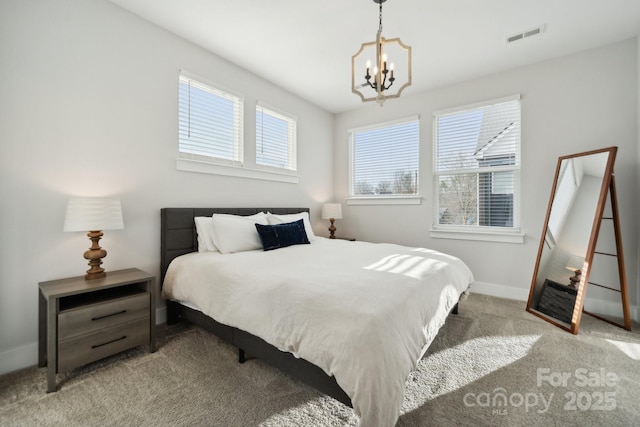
[[321, 203, 343, 239], [63, 198, 124, 280], [565, 255, 584, 289]]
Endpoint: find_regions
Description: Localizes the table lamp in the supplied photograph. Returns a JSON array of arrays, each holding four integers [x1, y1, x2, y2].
[[63, 198, 124, 280], [321, 203, 342, 239], [565, 255, 584, 289]]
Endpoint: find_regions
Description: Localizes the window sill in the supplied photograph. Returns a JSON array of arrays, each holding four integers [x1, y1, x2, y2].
[[430, 227, 525, 244], [346, 196, 422, 206], [176, 158, 299, 184]]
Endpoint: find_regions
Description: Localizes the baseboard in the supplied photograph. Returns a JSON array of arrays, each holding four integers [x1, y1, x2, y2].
[[0, 342, 38, 376], [582, 298, 636, 322], [471, 281, 639, 323], [0, 308, 168, 376], [470, 281, 530, 301]]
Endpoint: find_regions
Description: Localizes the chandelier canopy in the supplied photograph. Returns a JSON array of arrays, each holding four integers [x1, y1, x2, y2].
[[352, 0, 412, 105]]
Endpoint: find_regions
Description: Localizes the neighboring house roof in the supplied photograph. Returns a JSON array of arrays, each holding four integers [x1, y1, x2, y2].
[[474, 101, 519, 159]]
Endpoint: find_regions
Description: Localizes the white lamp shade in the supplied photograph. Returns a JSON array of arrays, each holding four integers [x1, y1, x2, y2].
[[322, 203, 343, 220], [63, 198, 124, 232], [565, 255, 584, 271]]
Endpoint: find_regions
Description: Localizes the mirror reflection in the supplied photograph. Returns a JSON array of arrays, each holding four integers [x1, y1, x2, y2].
[[527, 148, 614, 330]]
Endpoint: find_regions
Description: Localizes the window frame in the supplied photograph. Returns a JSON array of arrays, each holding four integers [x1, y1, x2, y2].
[[347, 116, 421, 206], [177, 70, 244, 167], [431, 95, 524, 243], [255, 102, 297, 174]]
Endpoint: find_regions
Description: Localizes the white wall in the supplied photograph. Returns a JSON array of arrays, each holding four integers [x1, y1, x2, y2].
[[637, 35, 640, 321], [334, 39, 638, 306], [0, 0, 334, 373]]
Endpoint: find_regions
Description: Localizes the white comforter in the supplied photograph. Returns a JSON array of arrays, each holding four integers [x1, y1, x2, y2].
[[162, 238, 473, 427]]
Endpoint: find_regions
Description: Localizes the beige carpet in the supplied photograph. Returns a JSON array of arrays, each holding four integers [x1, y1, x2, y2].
[[1, 294, 639, 426]]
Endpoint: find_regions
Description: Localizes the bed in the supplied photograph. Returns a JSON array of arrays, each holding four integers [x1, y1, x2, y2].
[[160, 207, 473, 427]]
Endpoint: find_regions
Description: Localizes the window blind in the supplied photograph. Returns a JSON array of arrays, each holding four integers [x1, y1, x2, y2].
[[256, 104, 296, 171], [178, 73, 243, 164], [350, 118, 419, 196], [434, 97, 520, 228]]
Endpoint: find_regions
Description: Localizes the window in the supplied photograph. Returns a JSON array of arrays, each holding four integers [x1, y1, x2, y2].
[[256, 103, 297, 172], [178, 71, 243, 165], [176, 71, 298, 183], [433, 95, 522, 242], [348, 117, 420, 203]]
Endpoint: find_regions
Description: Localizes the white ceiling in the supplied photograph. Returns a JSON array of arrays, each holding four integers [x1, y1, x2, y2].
[[109, 0, 640, 114]]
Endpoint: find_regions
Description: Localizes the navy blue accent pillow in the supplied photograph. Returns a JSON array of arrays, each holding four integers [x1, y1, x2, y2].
[[255, 219, 310, 251]]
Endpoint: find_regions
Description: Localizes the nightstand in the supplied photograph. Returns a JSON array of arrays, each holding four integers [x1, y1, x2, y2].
[[536, 278, 577, 324], [335, 237, 356, 241], [38, 268, 156, 392]]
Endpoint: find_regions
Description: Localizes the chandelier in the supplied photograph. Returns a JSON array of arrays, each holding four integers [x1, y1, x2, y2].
[[352, 0, 412, 105]]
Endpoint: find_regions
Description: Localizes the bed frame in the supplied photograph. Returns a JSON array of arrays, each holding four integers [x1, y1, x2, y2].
[[160, 207, 352, 406], [160, 207, 460, 408]]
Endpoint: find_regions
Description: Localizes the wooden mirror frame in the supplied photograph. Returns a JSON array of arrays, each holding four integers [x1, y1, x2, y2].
[[526, 146, 630, 334]]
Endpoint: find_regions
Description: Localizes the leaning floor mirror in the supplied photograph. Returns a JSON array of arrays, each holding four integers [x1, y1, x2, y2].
[[526, 146, 632, 334]]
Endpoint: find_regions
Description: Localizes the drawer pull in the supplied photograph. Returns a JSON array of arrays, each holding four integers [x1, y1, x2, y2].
[[91, 310, 127, 321], [91, 336, 127, 349]]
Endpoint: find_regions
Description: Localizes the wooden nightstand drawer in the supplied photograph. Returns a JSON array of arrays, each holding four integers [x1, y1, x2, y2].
[[58, 293, 150, 340], [537, 279, 577, 324], [58, 317, 150, 372]]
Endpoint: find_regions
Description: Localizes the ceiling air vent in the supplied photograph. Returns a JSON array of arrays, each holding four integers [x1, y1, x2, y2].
[[506, 25, 546, 44]]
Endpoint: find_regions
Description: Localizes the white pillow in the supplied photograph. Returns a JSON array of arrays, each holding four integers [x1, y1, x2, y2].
[[194, 217, 218, 252], [267, 211, 316, 241], [211, 212, 269, 254]]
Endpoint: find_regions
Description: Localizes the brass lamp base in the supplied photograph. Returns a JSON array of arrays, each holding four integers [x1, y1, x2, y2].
[[328, 218, 337, 239], [84, 230, 107, 280], [568, 269, 581, 289]]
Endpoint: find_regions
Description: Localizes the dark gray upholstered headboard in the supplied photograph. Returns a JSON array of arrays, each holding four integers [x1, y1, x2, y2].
[[160, 208, 309, 285]]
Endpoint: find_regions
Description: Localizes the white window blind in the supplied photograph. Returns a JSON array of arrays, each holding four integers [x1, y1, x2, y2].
[[256, 104, 297, 171], [178, 72, 243, 164], [350, 118, 419, 197], [434, 96, 521, 230]]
